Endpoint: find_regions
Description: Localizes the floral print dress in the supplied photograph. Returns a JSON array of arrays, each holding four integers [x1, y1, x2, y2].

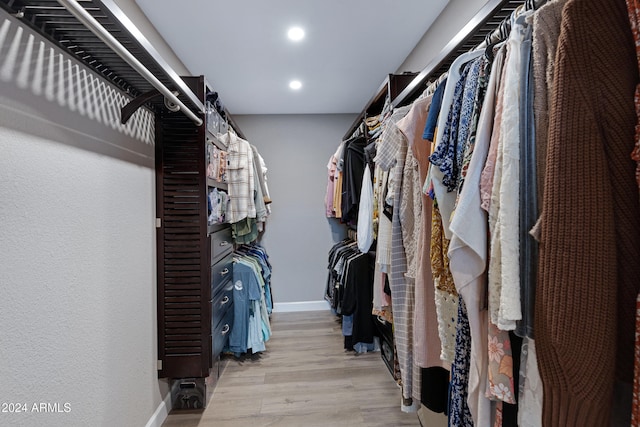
[[625, 0, 640, 188]]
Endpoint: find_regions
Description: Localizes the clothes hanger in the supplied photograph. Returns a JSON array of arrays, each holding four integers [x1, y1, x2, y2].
[[425, 80, 438, 97], [437, 71, 448, 85], [483, 11, 514, 62], [424, 72, 447, 97]]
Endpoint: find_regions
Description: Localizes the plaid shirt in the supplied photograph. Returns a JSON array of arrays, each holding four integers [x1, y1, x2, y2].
[[222, 131, 255, 223]]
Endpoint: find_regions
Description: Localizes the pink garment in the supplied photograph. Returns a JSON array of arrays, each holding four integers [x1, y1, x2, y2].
[[397, 95, 443, 368], [325, 155, 337, 217], [487, 320, 516, 404], [414, 159, 440, 368], [397, 95, 432, 279], [398, 95, 439, 403], [633, 292, 640, 426], [494, 401, 503, 427], [480, 48, 509, 212]]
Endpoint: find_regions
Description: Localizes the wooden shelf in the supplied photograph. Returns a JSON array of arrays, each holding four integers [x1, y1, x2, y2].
[[208, 222, 228, 235], [157, 75, 242, 382], [343, 72, 418, 140], [207, 130, 228, 150], [207, 177, 228, 191]]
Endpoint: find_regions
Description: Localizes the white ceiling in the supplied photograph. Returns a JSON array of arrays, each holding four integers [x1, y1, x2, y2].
[[135, 0, 449, 115]]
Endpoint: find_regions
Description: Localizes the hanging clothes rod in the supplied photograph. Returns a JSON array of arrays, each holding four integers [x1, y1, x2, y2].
[[342, 0, 522, 139], [56, 0, 203, 127], [392, 0, 523, 108]]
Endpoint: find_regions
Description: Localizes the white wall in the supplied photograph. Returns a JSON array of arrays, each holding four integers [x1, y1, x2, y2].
[[113, 0, 190, 76], [233, 114, 356, 305], [0, 70, 163, 427], [227, 1, 492, 308]]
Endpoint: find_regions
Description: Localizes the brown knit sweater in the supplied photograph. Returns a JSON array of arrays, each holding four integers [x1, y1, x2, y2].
[[535, 0, 640, 425], [531, 0, 567, 211]]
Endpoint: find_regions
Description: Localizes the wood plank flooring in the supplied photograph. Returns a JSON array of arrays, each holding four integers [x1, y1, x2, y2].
[[162, 310, 421, 427]]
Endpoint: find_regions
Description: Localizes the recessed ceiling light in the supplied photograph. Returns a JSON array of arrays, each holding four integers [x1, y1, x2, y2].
[[289, 80, 302, 90], [287, 27, 305, 41]]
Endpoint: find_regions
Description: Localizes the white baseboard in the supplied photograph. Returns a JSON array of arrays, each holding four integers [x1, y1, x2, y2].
[[145, 382, 177, 427], [273, 300, 330, 312]]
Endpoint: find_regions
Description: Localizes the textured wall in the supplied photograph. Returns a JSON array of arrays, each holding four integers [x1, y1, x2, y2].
[[0, 84, 163, 427], [233, 114, 355, 305]]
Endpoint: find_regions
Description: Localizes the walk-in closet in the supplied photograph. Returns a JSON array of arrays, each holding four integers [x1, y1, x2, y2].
[[1, 0, 639, 426]]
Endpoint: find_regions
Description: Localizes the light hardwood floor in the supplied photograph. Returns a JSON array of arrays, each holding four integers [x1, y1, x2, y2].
[[162, 310, 421, 427]]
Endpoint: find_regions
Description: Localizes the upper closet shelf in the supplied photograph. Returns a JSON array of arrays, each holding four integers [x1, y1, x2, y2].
[[343, 72, 418, 140], [0, 0, 203, 123]]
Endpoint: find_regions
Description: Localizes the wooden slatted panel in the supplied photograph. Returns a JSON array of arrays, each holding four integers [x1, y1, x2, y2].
[[156, 103, 210, 378]]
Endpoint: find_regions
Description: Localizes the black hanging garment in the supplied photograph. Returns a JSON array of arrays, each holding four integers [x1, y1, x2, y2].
[[341, 135, 367, 225]]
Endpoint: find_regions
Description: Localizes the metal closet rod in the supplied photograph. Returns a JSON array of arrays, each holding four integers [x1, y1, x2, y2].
[[391, 0, 518, 109], [56, 0, 203, 127]]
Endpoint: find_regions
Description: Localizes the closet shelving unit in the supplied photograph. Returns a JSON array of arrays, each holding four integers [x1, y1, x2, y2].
[[155, 75, 236, 391], [156, 75, 249, 406], [344, 72, 418, 141], [0, 0, 244, 408]]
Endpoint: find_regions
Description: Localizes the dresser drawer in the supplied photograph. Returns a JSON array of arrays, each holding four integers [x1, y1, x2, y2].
[[211, 252, 233, 294], [211, 227, 233, 262], [212, 305, 233, 361], [212, 279, 233, 331]]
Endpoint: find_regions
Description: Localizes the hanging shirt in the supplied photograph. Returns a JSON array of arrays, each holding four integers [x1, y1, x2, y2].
[[341, 136, 367, 224], [357, 164, 374, 252], [448, 44, 505, 427], [220, 131, 256, 224], [449, 298, 474, 427], [251, 149, 267, 225], [429, 58, 482, 195], [397, 95, 432, 280], [518, 337, 544, 427], [423, 79, 447, 141], [333, 142, 346, 219], [490, 13, 532, 331], [375, 107, 411, 270], [428, 48, 484, 239], [428, 59, 479, 364], [229, 260, 262, 354], [413, 106, 444, 371], [325, 154, 338, 217], [375, 104, 416, 407], [397, 95, 433, 404]]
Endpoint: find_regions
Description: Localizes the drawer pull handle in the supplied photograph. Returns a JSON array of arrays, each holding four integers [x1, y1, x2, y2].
[[219, 241, 229, 247], [221, 324, 230, 335], [221, 296, 230, 305], [220, 268, 229, 276]]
